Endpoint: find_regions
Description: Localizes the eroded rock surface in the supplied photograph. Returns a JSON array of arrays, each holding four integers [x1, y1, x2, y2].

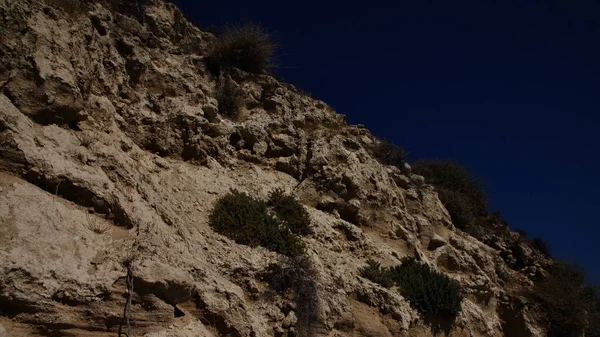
[[0, 0, 550, 336]]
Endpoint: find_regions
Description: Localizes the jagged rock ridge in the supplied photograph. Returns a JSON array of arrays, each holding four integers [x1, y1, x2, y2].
[[0, 0, 550, 336]]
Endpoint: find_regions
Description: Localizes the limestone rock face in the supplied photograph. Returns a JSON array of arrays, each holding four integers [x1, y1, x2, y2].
[[0, 1, 550, 336]]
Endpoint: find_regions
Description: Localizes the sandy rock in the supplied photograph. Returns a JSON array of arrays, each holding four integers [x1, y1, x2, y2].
[[134, 260, 195, 304], [427, 233, 447, 250], [282, 311, 298, 328], [203, 97, 219, 118]]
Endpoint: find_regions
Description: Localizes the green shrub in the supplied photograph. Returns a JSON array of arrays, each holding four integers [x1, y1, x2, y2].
[[359, 257, 462, 319], [412, 160, 488, 236], [531, 237, 551, 257], [372, 140, 407, 171], [359, 259, 394, 288], [209, 23, 276, 74], [391, 257, 462, 318], [268, 188, 312, 236], [209, 190, 304, 256], [530, 261, 598, 337]]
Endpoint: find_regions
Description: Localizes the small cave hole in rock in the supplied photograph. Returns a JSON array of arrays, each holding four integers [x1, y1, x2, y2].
[[173, 304, 185, 318], [229, 132, 242, 149], [68, 119, 82, 131], [90, 16, 107, 36]]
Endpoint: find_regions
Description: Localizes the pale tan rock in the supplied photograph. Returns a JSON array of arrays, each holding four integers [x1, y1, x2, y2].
[[427, 233, 447, 250], [282, 311, 298, 328]]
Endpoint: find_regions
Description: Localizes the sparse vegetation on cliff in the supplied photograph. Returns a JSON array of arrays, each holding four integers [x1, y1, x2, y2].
[[3, 1, 599, 336], [412, 159, 600, 335]]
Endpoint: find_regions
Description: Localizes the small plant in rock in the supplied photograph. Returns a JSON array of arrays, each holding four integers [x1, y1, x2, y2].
[[268, 188, 312, 236], [372, 140, 407, 171], [208, 23, 277, 74], [531, 237, 551, 257], [267, 255, 320, 337], [209, 190, 304, 257], [390, 257, 462, 318], [216, 77, 245, 119], [85, 213, 111, 234], [77, 132, 99, 148], [359, 259, 394, 288]]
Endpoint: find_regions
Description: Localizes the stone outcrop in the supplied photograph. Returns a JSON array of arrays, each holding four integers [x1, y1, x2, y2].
[[0, 0, 550, 336]]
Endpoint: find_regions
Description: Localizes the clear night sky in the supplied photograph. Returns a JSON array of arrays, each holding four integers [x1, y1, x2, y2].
[[172, 0, 600, 283]]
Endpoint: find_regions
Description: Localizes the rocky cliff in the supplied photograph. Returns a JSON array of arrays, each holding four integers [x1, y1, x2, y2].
[[0, 1, 551, 336]]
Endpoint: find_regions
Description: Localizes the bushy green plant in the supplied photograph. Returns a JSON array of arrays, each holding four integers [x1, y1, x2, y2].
[[359, 259, 394, 288], [359, 257, 462, 319], [268, 188, 312, 236], [209, 23, 276, 74], [391, 257, 462, 318], [209, 190, 304, 256], [412, 160, 488, 236], [372, 140, 407, 171]]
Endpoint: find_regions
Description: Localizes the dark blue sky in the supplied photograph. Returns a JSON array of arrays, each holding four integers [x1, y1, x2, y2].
[[173, 0, 600, 283]]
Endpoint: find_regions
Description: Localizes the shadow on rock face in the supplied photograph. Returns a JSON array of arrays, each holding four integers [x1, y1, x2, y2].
[[423, 312, 456, 336], [498, 300, 532, 337]]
